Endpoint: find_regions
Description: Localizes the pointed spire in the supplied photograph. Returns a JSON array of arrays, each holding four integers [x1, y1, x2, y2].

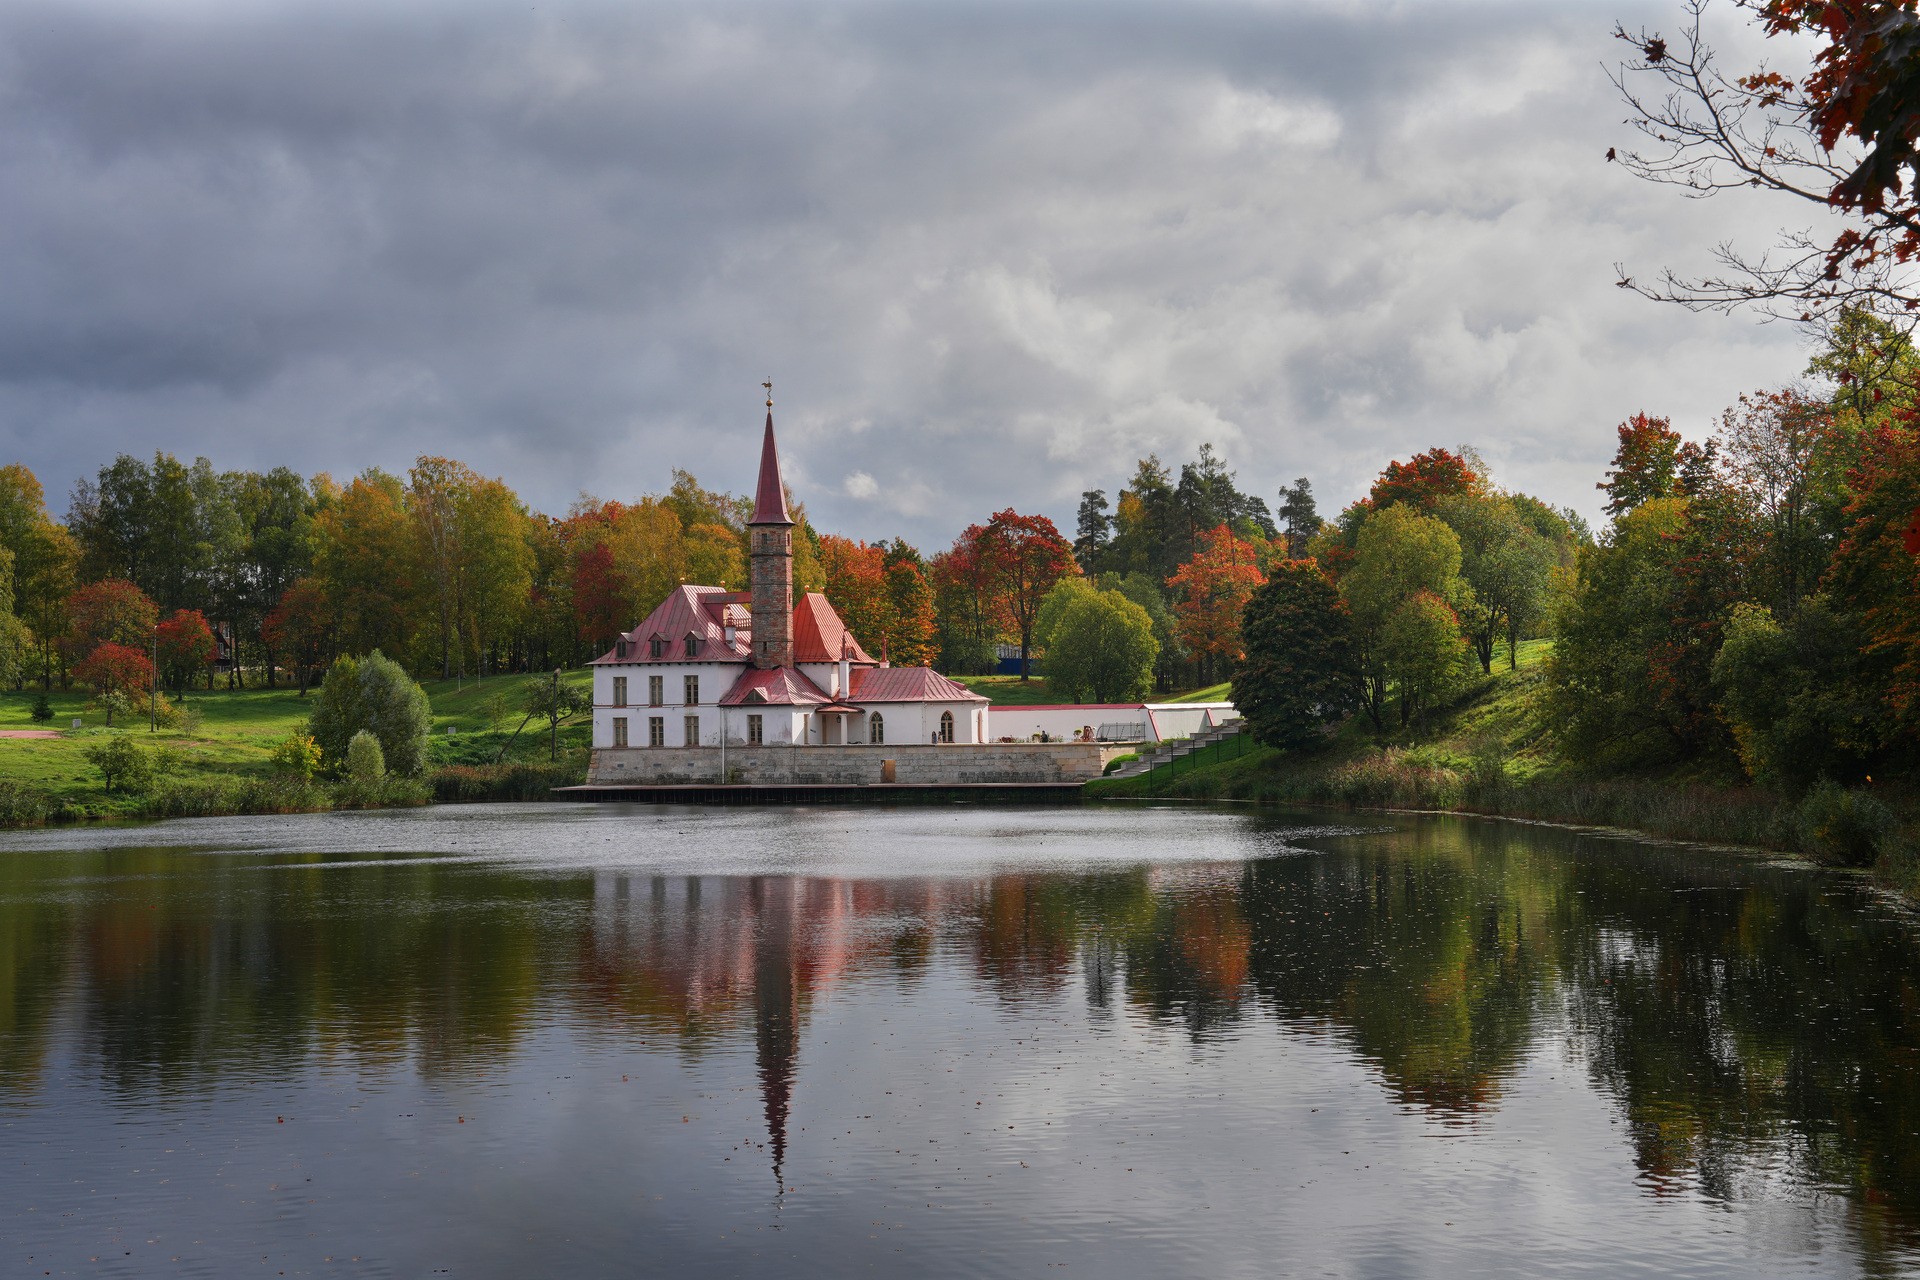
[[750, 390, 794, 526]]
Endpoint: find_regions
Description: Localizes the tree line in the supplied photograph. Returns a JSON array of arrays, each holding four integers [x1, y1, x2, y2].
[[0, 451, 1101, 703], [1234, 310, 1920, 802]]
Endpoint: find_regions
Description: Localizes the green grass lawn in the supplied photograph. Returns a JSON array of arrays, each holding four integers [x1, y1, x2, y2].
[[0, 668, 598, 815], [1165, 682, 1232, 703]]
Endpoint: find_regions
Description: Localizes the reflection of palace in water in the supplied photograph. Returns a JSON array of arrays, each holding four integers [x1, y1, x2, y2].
[[576, 872, 955, 1188]]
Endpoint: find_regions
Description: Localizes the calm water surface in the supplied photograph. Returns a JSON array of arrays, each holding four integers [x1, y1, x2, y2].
[[3, 802, 1919, 1278]]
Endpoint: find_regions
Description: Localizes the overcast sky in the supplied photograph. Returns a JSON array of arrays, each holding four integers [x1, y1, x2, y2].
[[0, 0, 1824, 546]]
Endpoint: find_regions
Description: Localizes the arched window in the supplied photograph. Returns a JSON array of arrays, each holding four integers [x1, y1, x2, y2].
[[869, 713, 885, 745], [939, 710, 955, 743]]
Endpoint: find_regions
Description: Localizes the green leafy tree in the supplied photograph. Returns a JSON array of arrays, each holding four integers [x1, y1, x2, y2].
[[1342, 504, 1471, 730], [522, 673, 591, 761], [1598, 414, 1682, 519], [345, 729, 387, 782], [1044, 590, 1159, 703], [1379, 592, 1471, 727], [1434, 494, 1558, 672], [1108, 572, 1184, 693], [1233, 561, 1358, 750], [1713, 598, 1873, 791], [308, 651, 432, 776], [1544, 498, 1692, 768], [1033, 576, 1098, 654], [83, 734, 154, 795]]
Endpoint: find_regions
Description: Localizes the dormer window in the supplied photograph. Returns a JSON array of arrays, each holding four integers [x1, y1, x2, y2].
[[615, 638, 629, 659], [649, 636, 666, 659], [684, 632, 702, 658]]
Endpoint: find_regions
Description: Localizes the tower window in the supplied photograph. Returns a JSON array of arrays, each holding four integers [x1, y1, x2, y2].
[[939, 710, 954, 743]]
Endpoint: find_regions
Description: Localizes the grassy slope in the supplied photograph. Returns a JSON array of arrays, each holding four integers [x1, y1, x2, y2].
[[0, 668, 596, 815]]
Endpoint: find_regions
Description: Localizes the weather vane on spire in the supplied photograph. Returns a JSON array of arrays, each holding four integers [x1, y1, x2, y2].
[[762, 378, 773, 409]]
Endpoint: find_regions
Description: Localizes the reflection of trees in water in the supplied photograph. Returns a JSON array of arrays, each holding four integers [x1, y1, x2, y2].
[[1551, 845, 1920, 1265], [1240, 823, 1555, 1114], [9, 824, 1920, 1259]]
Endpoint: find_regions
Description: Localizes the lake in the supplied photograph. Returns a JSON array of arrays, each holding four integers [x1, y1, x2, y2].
[[2, 802, 1918, 1278]]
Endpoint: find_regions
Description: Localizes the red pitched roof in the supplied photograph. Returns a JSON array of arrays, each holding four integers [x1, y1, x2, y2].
[[749, 413, 793, 526], [591, 585, 752, 664], [718, 666, 833, 706], [849, 667, 987, 703], [791, 593, 875, 664]]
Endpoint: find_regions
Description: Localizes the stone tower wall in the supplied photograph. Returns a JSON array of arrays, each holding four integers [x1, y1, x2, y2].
[[750, 524, 793, 669]]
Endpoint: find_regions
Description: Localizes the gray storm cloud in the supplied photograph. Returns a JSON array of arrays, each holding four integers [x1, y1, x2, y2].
[[0, 0, 1811, 543]]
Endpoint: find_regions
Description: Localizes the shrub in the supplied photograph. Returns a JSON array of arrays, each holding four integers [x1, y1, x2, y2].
[[268, 733, 324, 779], [430, 760, 584, 803], [0, 779, 51, 826], [1103, 752, 1139, 776], [1795, 780, 1896, 868], [308, 651, 431, 776], [82, 734, 155, 795], [345, 729, 386, 781], [332, 775, 431, 810], [29, 694, 52, 723]]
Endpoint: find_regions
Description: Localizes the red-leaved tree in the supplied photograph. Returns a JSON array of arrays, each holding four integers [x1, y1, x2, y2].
[[72, 642, 153, 725], [60, 579, 157, 673], [978, 510, 1076, 680], [155, 609, 217, 694], [1600, 413, 1684, 517]]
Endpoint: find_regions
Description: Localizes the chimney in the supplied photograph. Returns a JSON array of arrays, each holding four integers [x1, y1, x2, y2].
[[838, 633, 852, 702]]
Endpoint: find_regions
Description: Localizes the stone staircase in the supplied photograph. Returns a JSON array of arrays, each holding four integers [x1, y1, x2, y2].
[[1105, 716, 1246, 780]]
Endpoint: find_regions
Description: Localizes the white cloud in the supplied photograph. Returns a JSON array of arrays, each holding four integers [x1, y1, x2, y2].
[[843, 470, 879, 500]]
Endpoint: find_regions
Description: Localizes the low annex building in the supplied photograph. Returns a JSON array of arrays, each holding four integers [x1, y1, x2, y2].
[[583, 399, 1119, 787]]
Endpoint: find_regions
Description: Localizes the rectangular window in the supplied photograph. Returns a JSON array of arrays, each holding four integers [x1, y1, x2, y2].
[[611, 676, 627, 708], [648, 716, 665, 747], [747, 714, 763, 745], [612, 716, 628, 748], [684, 675, 699, 705], [648, 676, 663, 707], [684, 714, 700, 747]]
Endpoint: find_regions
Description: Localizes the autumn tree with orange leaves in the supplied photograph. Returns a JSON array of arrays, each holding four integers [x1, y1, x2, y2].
[[1168, 525, 1267, 685]]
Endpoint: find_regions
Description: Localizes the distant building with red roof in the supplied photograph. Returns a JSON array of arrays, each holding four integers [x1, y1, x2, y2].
[[589, 402, 988, 754]]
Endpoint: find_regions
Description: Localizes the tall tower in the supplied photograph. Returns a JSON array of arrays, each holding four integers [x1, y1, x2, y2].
[[748, 390, 795, 670]]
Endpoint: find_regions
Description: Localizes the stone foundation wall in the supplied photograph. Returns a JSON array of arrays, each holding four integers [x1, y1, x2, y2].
[[587, 742, 1124, 786]]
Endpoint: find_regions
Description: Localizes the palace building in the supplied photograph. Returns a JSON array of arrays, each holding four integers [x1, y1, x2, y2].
[[588, 406, 990, 755]]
